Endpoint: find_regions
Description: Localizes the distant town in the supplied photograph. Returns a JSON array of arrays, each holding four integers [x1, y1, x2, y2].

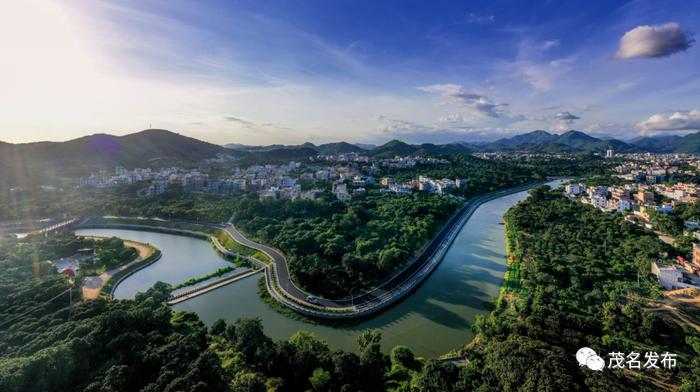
[[559, 151, 700, 293], [78, 152, 466, 202]]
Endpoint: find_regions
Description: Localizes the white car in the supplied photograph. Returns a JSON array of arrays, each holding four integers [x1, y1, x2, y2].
[[306, 295, 318, 304]]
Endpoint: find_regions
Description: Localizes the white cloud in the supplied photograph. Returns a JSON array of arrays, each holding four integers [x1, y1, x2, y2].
[[542, 39, 560, 50], [639, 110, 700, 131], [584, 122, 639, 138], [616, 22, 694, 59], [416, 84, 463, 96], [466, 13, 495, 25], [550, 111, 580, 131], [375, 116, 431, 134], [554, 111, 580, 121], [508, 57, 574, 91], [416, 84, 524, 122]]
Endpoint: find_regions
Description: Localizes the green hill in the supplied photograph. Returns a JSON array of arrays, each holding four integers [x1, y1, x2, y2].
[[0, 129, 228, 187], [368, 140, 419, 158], [478, 130, 636, 153], [317, 142, 365, 154]]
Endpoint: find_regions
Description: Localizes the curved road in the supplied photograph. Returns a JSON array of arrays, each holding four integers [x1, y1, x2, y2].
[[224, 180, 546, 311]]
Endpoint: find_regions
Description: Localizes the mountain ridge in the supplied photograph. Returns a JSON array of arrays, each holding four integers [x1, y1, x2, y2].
[[4, 128, 700, 189], [0, 129, 228, 187]]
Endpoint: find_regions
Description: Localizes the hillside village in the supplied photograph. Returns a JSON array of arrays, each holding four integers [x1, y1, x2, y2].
[[78, 152, 467, 202], [564, 176, 700, 293]]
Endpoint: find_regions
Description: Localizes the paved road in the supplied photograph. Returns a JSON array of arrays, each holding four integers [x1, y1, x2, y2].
[[225, 181, 544, 310]]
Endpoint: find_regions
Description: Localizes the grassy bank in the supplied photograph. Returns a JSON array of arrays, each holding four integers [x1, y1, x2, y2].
[[100, 247, 161, 299], [172, 265, 241, 290]]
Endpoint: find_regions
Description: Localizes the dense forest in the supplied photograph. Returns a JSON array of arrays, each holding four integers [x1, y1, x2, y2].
[[225, 155, 613, 297], [4, 183, 700, 390], [230, 191, 461, 297], [0, 233, 136, 283], [454, 186, 700, 391], [0, 185, 233, 222], [384, 153, 611, 198], [0, 257, 479, 392], [647, 200, 700, 236], [0, 153, 614, 223]]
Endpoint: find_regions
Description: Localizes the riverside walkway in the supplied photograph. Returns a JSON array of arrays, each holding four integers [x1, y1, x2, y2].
[[223, 180, 547, 318], [167, 268, 262, 305], [74, 180, 548, 318]]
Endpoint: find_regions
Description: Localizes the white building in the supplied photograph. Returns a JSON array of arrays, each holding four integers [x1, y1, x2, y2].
[[587, 186, 608, 198], [590, 195, 607, 209], [651, 262, 700, 290], [617, 198, 631, 212], [565, 184, 582, 195], [232, 179, 247, 191]]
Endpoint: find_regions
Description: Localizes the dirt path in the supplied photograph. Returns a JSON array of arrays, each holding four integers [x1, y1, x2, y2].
[[82, 237, 153, 299], [122, 239, 154, 259], [643, 288, 700, 332]]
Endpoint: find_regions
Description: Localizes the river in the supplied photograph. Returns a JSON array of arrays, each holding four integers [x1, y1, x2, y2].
[[74, 228, 233, 299], [76, 181, 562, 357]]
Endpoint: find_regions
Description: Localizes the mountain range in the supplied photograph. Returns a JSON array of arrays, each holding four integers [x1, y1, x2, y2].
[[3, 128, 700, 188], [225, 141, 367, 154], [0, 129, 227, 187], [226, 130, 700, 157], [473, 130, 636, 153]]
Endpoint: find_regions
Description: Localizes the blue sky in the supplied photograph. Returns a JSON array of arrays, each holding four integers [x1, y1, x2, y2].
[[0, 0, 698, 144]]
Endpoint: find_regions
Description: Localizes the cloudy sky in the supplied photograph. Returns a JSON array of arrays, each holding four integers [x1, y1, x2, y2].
[[0, 0, 698, 145]]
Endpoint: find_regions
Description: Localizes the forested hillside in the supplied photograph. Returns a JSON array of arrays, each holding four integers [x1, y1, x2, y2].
[[0, 233, 475, 392], [230, 191, 460, 297], [456, 186, 700, 391]]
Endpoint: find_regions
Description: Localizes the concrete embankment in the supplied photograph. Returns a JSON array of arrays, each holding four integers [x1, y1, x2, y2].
[[167, 269, 263, 305], [227, 180, 549, 319]]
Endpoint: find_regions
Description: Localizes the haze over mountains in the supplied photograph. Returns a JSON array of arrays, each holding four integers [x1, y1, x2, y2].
[[3, 128, 700, 188], [228, 129, 700, 156]]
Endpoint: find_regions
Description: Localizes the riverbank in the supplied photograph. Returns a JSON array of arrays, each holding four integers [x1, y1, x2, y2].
[[75, 228, 234, 299], [81, 237, 157, 299], [231, 179, 551, 319], [174, 181, 564, 356]]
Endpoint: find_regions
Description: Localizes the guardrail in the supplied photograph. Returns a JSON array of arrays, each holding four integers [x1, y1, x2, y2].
[[74, 222, 265, 298], [107, 251, 162, 298], [233, 180, 547, 319], [75, 180, 547, 317], [26, 218, 78, 237], [167, 268, 263, 304], [74, 222, 210, 239]]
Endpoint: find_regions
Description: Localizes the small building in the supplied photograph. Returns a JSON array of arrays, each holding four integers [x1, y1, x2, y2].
[[652, 262, 700, 290], [352, 187, 367, 197], [590, 195, 607, 209], [565, 184, 582, 195], [637, 190, 655, 205], [335, 191, 352, 201]]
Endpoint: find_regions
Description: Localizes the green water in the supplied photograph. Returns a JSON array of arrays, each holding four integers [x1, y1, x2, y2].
[[78, 183, 558, 357], [75, 228, 233, 299]]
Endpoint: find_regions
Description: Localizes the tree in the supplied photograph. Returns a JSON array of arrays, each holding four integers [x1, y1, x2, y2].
[[417, 360, 458, 392], [230, 372, 266, 392], [231, 318, 275, 372], [309, 368, 331, 391], [357, 330, 388, 391], [390, 345, 416, 369], [210, 318, 227, 337]]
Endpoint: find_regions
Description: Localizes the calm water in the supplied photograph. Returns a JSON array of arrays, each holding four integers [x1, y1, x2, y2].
[[80, 181, 560, 357], [75, 229, 233, 299]]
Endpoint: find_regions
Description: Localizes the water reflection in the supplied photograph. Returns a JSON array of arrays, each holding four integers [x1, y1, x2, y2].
[[75, 228, 233, 299], [84, 181, 560, 356]]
